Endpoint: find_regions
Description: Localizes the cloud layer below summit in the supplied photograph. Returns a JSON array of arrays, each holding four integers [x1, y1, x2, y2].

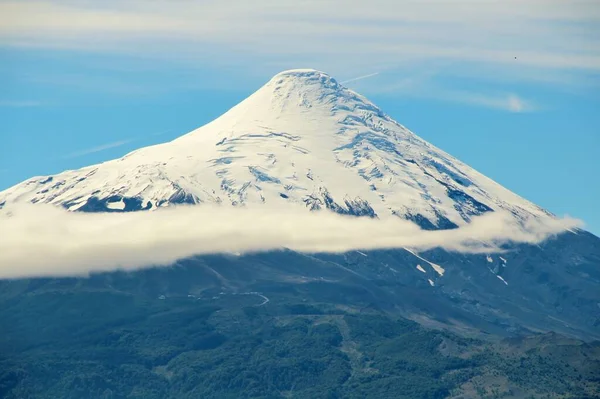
[[0, 203, 582, 279]]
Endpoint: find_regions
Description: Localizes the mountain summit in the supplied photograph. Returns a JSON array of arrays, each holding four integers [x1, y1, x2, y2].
[[0, 69, 550, 229]]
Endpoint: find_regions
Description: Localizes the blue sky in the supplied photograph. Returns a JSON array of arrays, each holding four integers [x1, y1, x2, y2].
[[1, 0, 599, 234]]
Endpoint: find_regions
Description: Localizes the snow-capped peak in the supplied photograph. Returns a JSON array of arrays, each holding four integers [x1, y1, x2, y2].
[[0, 69, 551, 229], [176, 68, 381, 143]]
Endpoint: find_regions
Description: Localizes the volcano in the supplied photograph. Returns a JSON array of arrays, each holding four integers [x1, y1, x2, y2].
[[1, 69, 599, 341]]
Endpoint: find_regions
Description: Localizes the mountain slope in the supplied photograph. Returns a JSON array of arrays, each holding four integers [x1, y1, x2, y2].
[[1, 251, 599, 399], [0, 69, 551, 230]]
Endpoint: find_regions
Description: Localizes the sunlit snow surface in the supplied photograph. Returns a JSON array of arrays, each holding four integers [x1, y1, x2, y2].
[[105, 199, 126, 210], [497, 275, 509, 285], [0, 69, 552, 229], [404, 248, 445, 276]]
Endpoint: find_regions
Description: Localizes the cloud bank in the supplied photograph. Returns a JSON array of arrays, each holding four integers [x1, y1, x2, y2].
[[0, 203, 582, 279]]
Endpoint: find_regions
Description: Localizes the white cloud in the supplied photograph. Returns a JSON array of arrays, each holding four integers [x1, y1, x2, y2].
[[506, 95, 528, 113], [442, 91, 536, 113], [352, 69, 537, 112], [63, 139, 134, 158], [0, 0, 598, 82], [0, 203, 582, 279], [341, 72, 380, 84]]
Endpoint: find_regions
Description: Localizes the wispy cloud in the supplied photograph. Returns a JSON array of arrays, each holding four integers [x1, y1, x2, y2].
[[341, 72, 380, 84], [506, 94, 531, 113], [0, 0, 598, 88], [151, 129, 172, 137], [62, 130, 175, 159], [437, 91, 536, 113], [0, 203, 582, 279], [353, 67, 537, 113], [0, 100, 44, 107], [63, 139, 134, 159]]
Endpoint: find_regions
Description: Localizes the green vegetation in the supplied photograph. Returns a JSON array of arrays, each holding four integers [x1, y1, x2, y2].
[[0, 276, 598, 399]]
